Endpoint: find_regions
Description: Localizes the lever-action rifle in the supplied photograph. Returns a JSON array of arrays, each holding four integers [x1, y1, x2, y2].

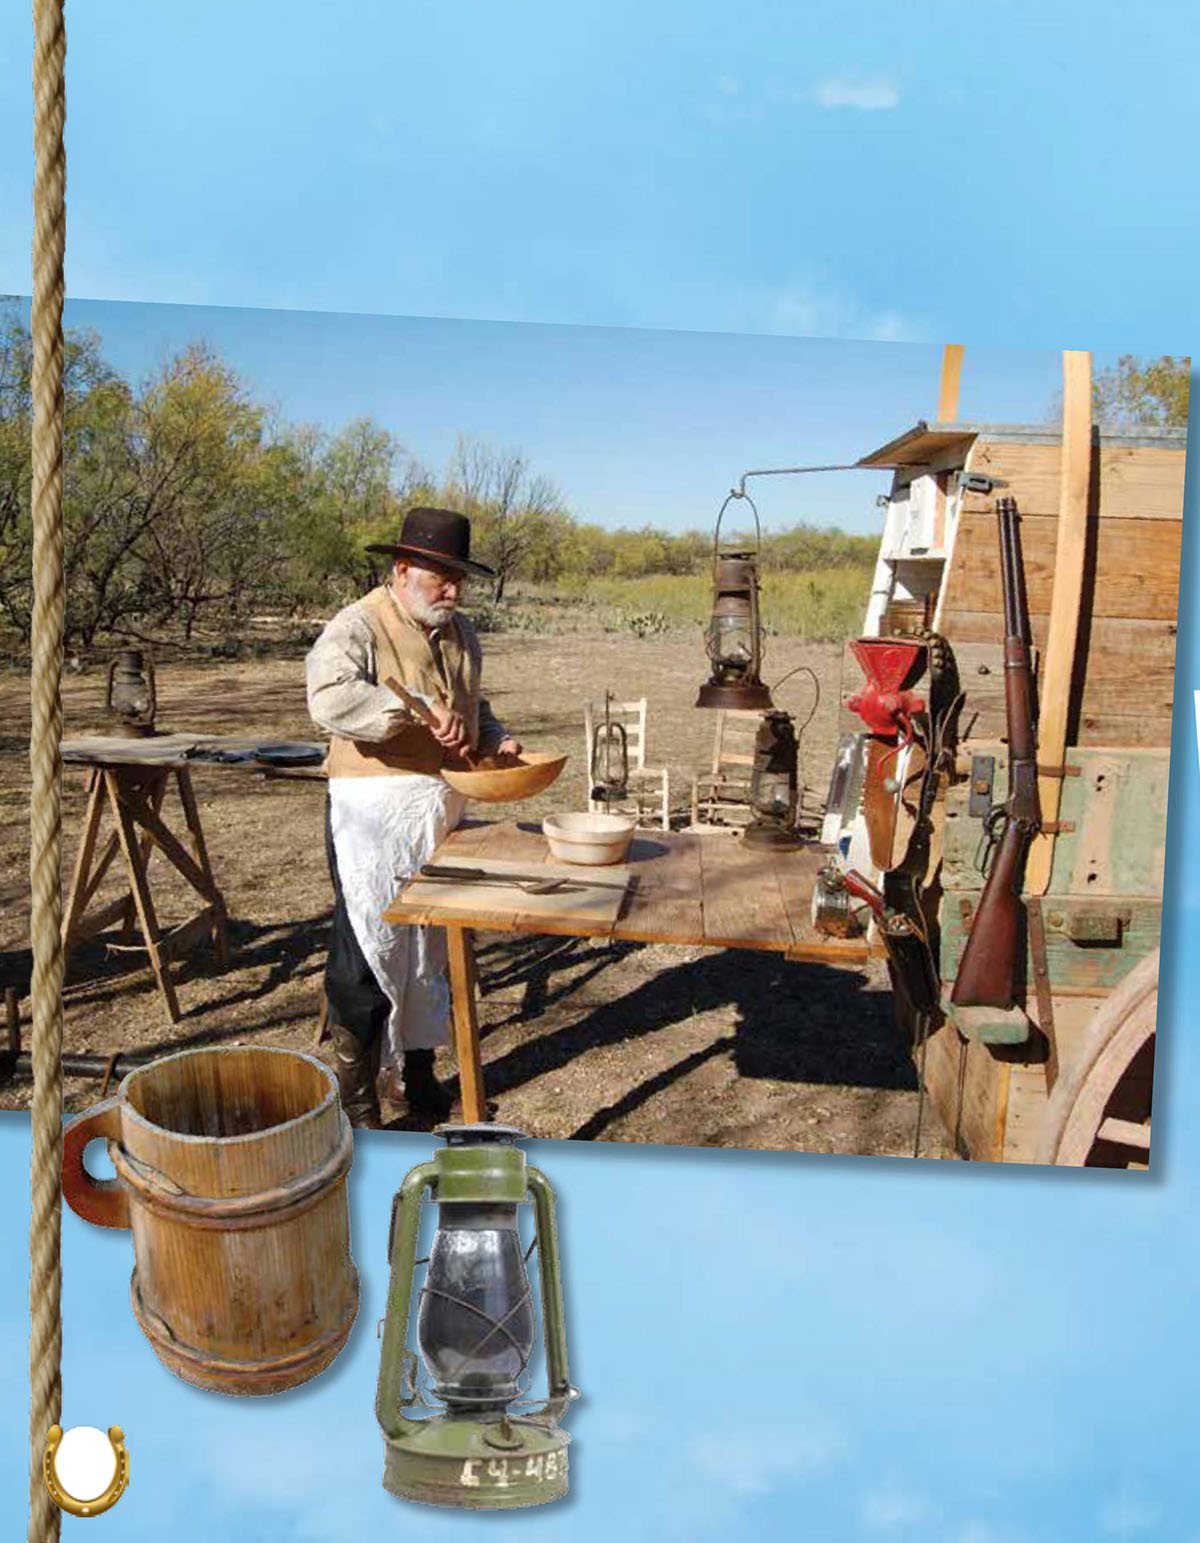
[[950, 496, 1041, 1010]]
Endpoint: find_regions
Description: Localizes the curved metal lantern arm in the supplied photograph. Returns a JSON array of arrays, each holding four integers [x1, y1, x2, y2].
[[376, 1161, 438, 1438], [523, 1166, 580, 1427]]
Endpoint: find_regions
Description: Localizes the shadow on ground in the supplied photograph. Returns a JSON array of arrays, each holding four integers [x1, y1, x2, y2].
[[1, 911, 329, 1043], [472, 932, 912, 1132]]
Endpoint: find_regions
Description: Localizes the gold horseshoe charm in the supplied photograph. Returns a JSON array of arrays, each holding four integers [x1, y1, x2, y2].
[[43, 1425, 130, 1517]]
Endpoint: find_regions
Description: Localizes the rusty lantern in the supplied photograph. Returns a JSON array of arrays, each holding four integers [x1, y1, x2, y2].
[[744, 709, 803, 850], [106, 649, 157, 737], [589, 690, 630, 807], [696, 492, 773, 710]]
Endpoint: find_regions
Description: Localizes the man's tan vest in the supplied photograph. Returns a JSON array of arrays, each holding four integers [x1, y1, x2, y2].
[[325, 585, 484, 779]]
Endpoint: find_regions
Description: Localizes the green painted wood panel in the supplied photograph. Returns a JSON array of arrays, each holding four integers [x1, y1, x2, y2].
[[942, 744, 1169, 898], [941, 892, 1162, 993]]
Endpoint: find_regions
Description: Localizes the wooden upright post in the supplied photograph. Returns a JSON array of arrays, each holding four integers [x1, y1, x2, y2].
[[1026, 350, 1092, 895], [937, 344, 965, 421]]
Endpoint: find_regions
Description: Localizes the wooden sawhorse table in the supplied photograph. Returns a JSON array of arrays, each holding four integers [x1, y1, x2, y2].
[[384, 820, 881, 1123], [61, 756, 230, 1024]]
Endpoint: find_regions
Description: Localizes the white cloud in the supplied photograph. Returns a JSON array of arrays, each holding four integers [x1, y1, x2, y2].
[[955, 1524, 1017, 1543], [689, 1421, 844, 1497], [812, 74, 901, 112], [765, 285, 925, 345], [863, 1486, 940, 1529], [1100, 1494, 1164, 1534]]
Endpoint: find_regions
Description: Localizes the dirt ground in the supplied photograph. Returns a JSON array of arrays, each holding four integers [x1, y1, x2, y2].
[[0, 631, 952, 1159]]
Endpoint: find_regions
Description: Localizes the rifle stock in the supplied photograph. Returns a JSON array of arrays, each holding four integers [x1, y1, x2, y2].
[[950, 820, 1030, 1008]]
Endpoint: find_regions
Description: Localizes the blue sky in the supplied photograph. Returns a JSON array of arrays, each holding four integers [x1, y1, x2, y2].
[[39, 298, 1093, 536], [2, 2, 1200, 1538], [3, 1098, 1200, 1542], [1, 2, 1198, 353]]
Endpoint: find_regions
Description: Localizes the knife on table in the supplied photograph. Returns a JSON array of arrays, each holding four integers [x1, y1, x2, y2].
[[414, 863, 628, 893]]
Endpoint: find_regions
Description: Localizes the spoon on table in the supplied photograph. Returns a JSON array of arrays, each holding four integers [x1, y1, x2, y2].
[[413, 863, 629, 894], [413, 864, 578, 895]]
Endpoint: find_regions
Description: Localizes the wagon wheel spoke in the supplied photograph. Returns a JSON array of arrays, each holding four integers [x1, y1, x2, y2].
[[1096, 1117, 1152, 1152], [1038, 949, 1158, 1169]]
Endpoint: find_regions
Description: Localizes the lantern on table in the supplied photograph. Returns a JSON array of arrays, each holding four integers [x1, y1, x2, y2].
[[376, 1125, 578, 1510], [743, 709, 803, 850], [589, 690, 629, 809], [695, 493, 773, 711], [106, 649, 157, 736]]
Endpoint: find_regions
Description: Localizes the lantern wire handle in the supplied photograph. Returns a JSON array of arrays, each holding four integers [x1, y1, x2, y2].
[[711, 489, 762, 562], [769, 664, 821, 734]]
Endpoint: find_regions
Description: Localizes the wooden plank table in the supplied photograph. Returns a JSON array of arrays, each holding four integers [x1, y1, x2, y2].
[[383, 820, 880, 1122]]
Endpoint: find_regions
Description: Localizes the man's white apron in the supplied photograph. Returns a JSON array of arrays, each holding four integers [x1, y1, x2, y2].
[[328, 773, 466, 1071]]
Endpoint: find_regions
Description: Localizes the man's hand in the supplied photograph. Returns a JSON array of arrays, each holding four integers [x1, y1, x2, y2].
[[428, 702, 471, 755], [496, 736, 523, 758]]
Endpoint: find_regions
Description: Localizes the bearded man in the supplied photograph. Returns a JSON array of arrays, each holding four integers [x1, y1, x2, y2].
[[306, 507, 520, 1127]]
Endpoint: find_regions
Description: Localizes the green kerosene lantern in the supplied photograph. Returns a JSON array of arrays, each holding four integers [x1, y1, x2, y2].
[[375, 1125, 578, 1509]]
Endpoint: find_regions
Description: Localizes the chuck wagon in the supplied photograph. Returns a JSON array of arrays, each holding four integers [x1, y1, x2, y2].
[[823, 386, 1186, 1166]]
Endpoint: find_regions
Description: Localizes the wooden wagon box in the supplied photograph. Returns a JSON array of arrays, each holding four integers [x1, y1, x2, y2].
[[845, 416, 1186, 1163]]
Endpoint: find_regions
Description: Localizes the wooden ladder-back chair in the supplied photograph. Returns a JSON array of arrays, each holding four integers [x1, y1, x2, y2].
[[688, 709, 763, 833], [583, 698, 671, 831]]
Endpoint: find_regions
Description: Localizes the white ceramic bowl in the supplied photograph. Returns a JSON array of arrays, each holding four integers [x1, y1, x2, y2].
[[543, 811, 636, 866]]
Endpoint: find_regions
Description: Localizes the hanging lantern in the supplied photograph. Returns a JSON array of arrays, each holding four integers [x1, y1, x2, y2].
[[743, 710, 802, 850], [696, 492, 773, 710], [105, 649, 157, 737], [589, 690, 629, 807], [376, 1124, 578, 1510]]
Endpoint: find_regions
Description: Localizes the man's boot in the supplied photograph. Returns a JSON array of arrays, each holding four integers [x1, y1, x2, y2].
[[329, 1023, 382, 1129], [400, 1049, 459, 1121]]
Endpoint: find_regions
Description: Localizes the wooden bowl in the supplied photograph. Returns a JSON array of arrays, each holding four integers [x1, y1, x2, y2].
[[440, 750, 568, 804], [543, 811, 636, 865]]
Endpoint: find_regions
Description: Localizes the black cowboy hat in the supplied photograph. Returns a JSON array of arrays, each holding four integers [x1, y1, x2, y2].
[[366, 506, 496, 578]]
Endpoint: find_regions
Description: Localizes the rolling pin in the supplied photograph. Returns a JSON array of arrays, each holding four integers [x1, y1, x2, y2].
[[383, 675, 477, 768]]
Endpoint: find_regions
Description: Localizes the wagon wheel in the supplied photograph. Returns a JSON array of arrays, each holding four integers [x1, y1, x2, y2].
[[1037, 949, 1158, 1168]]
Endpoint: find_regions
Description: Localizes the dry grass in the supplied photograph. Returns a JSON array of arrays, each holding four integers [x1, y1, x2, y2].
[[476, 569, 872, 642]]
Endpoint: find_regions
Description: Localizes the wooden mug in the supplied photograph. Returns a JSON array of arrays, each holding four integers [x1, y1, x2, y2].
[[62, 1045, 359, 1396]]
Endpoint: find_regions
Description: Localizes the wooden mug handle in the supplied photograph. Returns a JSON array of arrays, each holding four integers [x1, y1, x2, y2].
[[61, 1098, 130, 1229]]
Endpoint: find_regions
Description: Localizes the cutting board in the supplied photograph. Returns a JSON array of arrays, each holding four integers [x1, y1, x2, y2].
[[392, 856, 633, 926]]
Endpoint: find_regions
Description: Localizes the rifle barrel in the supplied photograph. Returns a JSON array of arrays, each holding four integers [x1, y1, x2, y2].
[[998, 497, 1019, 639], [1010, 502, 1031, 645]]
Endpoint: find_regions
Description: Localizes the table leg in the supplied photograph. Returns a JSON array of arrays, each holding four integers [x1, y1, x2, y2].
[[105, 770, 182, 1024], [175, 766, 230, 966], [121, 769, 167, 940], [61, 768, 105, 957], [446, 925, 487, 1123]]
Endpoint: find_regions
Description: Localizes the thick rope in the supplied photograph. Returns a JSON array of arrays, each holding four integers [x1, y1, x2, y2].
[[29, 1, 67, 1538]]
